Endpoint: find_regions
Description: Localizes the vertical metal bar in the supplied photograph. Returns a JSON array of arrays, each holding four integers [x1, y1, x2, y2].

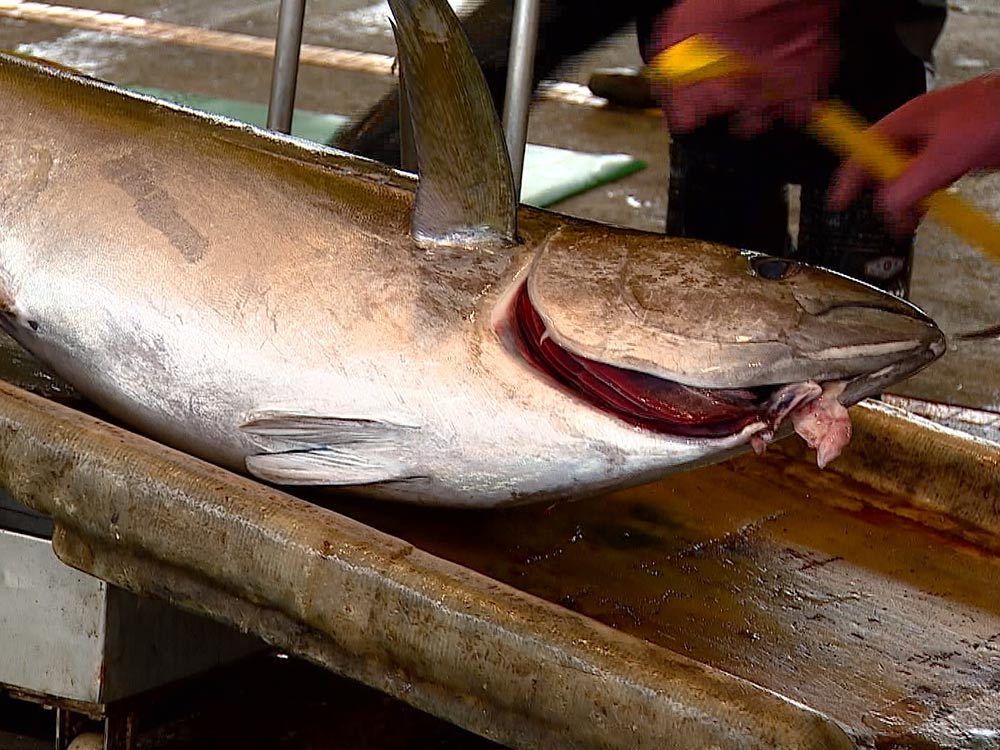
[[266, 0, 307, 134], [54, 709, 90, 750], [103, 712, 138, 750], [54, 708, 72, 750], [502, 0, 541, 198]]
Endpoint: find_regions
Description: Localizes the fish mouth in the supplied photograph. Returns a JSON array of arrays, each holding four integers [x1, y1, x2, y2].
[[505, 284, 940, 446]]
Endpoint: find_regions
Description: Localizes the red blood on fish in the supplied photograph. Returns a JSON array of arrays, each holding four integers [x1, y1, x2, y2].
[[511, 285, 852, 467], [513, 286, 766, 438]]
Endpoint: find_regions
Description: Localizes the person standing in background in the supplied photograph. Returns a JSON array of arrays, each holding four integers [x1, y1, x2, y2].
[[641, 0, 952, 298]]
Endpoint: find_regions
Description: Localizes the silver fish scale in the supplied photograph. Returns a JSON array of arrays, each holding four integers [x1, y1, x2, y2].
[[0, 4, 943, 506]]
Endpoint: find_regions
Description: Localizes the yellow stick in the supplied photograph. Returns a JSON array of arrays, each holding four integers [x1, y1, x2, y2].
[[652, 36, 1000, 260], [811, 103, 1000, 256]]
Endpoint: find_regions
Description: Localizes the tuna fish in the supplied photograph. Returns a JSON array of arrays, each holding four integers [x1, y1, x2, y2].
[[0, 0, 943, 507]]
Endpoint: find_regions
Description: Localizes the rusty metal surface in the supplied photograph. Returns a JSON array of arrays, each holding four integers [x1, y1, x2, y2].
[[336, 446, 1000, 749], [778, 400, 1000, 554], [0, 336, 997, 748], [0, 380, 855, 750]]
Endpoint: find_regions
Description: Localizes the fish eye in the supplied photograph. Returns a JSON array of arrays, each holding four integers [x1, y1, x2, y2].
[[748, 257, 801, 281]]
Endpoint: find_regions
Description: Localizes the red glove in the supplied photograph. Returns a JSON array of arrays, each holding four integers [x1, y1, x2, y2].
[[829, 74, 1000, 232], [648, 0, 839, 138]]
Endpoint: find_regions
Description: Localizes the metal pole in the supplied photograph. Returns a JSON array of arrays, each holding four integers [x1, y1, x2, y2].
[[266, 0, 307, 134], [501, 0, 540, 198]]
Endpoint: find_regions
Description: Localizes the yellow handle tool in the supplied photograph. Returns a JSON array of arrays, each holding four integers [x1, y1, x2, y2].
[[652, 36, 1000, 258]]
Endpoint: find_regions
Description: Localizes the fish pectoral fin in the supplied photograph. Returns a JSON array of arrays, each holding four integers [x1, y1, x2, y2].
[[240, 413, 422, 487], [246, 448, 419, 486], [240, 412, 420, 450], [389, 0, 517, 248]]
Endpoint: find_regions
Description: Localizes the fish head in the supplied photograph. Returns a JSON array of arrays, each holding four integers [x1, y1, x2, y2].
[[491, 223, 944, 466]]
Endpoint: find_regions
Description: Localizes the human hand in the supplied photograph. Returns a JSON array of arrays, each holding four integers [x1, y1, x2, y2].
[[828, 74, 1000, 232], [647, 0, 839, 137]]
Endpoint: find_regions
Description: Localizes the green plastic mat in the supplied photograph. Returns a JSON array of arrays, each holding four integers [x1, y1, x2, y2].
[[130, 87, 645, 208]]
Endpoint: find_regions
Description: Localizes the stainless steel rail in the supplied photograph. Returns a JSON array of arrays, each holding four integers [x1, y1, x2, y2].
[[502, 0, 541, 196], [266, 0, 307, 133]]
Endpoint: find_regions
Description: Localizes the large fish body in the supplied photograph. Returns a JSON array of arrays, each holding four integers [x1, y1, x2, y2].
[[0, 0, 943, 507]]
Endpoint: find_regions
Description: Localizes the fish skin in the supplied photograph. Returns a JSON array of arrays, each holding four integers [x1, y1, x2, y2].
[[0, 1, 943, 507]]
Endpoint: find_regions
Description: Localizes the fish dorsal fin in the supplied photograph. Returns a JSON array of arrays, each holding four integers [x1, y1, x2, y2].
[[388, 0, 517, 248]]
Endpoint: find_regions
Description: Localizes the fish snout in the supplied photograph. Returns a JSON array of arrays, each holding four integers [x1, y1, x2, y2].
[[785, 265, 946, 401], [832, 304, 945, 406]]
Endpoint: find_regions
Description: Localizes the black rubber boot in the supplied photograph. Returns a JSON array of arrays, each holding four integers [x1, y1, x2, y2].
[[796, 184, 915, 297], [787, 5, 936, 299]]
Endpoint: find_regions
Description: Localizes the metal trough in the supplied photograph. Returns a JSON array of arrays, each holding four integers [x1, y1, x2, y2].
[[0, 337, 997, 750]]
